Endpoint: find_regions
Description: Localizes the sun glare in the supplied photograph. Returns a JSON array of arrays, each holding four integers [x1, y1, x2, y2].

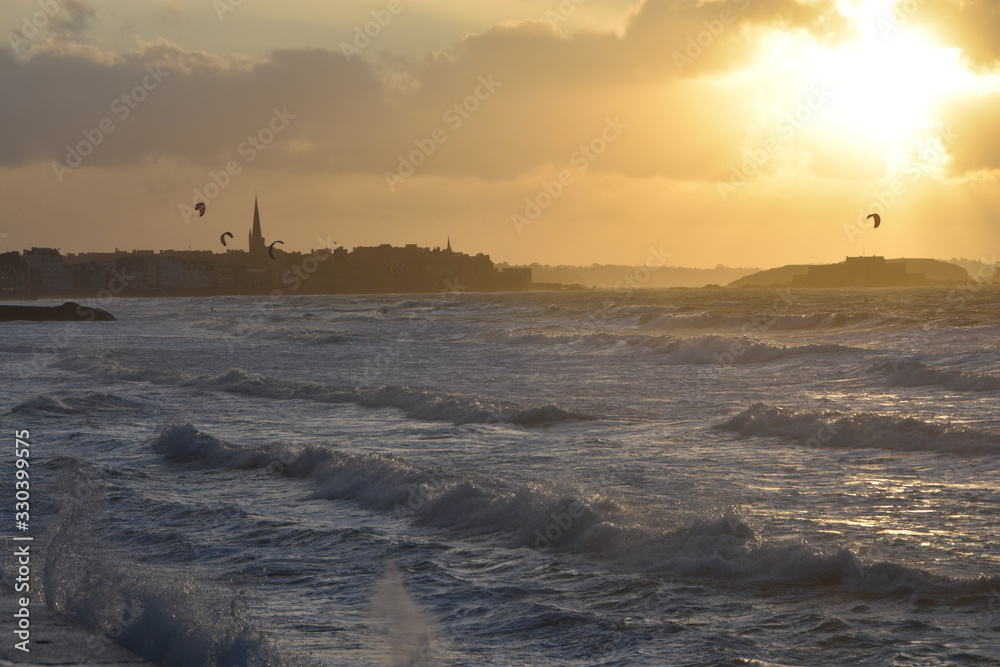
[[817, 31, 957, 142], [749, 0, 988, 178]]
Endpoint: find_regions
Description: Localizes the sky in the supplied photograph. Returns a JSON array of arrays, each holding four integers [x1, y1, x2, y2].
[[2, 0, 999, 268]]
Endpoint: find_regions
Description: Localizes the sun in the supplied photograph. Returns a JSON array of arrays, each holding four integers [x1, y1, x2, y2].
[[818, 0, 976, 143], [816, 33, 953, 142], [746, 0, 987, 177]]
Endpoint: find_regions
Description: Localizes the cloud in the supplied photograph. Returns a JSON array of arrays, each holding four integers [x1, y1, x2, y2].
[[909, 0, 1000, 69], [939, 90, 1000, 174], [49, 0, 96, 37], [0, 20, 754, 181], [0, 0, 981, 188], [156, 1, 186, 21]]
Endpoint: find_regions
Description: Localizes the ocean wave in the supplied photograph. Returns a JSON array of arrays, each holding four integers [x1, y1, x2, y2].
[[203, 322, 355, 345], [54, 356, 587, 427], [11, 391, 143, 415], [637, 311, 915, 331], [872, 359, 1000, 392], [23, 472, 309, 667], [249, 327, 353, 345], [636, 311, 722, 329], [636, 335, 859, 364], [195, 369, 588, 426], [476, 330, 860, 364], [476, 327, 575, 346], [378, 298, 469, 313], [152, 424, 1000, 604], [718, 402, 1000, 455]]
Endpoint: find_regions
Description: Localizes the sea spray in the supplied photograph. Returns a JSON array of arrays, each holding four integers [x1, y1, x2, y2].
[[29, 469, 306, 666], [369, 560, 444, 667]]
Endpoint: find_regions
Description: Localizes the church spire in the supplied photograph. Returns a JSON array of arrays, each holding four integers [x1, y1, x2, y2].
[[249, 196, 265, 256], [446, 236, 451, 252]]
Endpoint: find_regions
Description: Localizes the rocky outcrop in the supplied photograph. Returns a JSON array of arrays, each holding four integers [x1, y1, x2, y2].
[[0, 302, 116, 322]]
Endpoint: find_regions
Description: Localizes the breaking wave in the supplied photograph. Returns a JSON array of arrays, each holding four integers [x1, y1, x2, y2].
[[11, 391, 144, 415], [53, 356, 588, 426], [872, 359, 1000, 392], [151, 423, 1000, 603], [476, 330, 861, 364], [718, 402, 1000, 455], [19, 470, 307, 667], [636, 311, 917, 331]]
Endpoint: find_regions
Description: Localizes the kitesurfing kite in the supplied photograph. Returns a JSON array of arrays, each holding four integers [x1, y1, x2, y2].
[[268, 240, 283, 261], [220, 232, 233, 247], [195, 202, 206, 217], [867, 213, 880, 228]]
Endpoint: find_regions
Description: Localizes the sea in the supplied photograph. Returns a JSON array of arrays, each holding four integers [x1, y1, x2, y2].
[[1, 286, 999, 666]]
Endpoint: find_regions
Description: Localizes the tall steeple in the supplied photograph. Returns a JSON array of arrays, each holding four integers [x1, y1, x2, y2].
[[249, 196, 266, 257], [446, 236, 452, 252]]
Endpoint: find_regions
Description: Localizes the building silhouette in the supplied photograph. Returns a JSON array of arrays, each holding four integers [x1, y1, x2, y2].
[[6, 196, 534, 296], [249, 196, 266, 260], [791, 256, 916, 287]]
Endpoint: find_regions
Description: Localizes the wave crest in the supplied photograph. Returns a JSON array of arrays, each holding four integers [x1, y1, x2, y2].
[[873, 359, 1000, 392], [718, 402, 1000, 455], [151, 424, 1000, 603]]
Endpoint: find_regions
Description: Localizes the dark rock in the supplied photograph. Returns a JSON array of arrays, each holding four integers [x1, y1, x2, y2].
[[0, 301, 116, 322]]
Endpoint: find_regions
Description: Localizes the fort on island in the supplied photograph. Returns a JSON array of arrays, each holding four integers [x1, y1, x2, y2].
[[0, 198, 534, 297], [728, 255, 972, 288]]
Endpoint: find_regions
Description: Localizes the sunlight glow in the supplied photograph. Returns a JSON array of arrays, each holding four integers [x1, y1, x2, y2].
[[745, 0, 993, 179]]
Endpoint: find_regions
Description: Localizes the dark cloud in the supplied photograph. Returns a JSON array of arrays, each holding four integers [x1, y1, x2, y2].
[[50, 0, 96, 37], [4, 0, 976, 185], [909, 0, 1000, 69], [939, 91, 1000, 174]]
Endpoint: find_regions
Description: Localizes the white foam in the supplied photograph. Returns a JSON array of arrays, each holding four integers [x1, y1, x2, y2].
[[368, 561, 444, 667], [25, 470, 302, 667]]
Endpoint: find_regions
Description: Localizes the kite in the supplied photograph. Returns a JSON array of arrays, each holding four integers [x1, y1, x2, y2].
[[268, 240, 284, 260], [220, 232, 233, 247], [195, 202, 206, 217], [867, 213, 880, 228]]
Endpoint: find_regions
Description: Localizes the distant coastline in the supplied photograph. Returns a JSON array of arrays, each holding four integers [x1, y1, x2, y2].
[[727, 256, 989, 289], [3, 198, 992, 298], [1, 198, 541, 298]]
